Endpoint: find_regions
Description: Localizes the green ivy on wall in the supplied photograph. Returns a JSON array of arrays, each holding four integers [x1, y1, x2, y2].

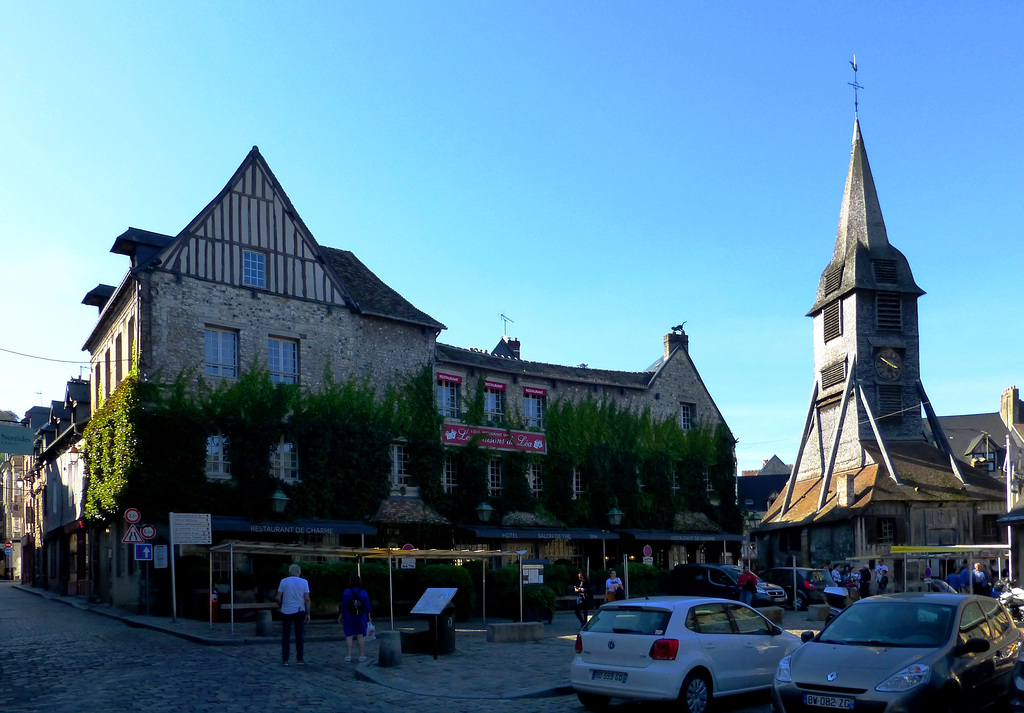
[[82, 363, 737, 534]]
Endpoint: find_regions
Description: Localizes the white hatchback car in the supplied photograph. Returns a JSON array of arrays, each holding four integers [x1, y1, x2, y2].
[[571, 596, 801, 713]]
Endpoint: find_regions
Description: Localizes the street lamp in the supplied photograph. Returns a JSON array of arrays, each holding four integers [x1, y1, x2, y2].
[[606, 507, 624, 527], [475, 502, 494, 523], [270, 487, 290, 514]]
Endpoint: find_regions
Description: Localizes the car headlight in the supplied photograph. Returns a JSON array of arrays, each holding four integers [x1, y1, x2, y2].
[[876, 663, 930, 692], [776, 655, 792, 682]]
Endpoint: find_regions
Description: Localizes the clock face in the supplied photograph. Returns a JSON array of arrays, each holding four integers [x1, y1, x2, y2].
[[874, 348, 902, 381]]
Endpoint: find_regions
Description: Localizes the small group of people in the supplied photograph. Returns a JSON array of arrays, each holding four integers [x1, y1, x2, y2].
[[276, 565, 372, 666], [822, 560, 888, 597], [572, 570, 624, 628], [944, 562, 993, 596]]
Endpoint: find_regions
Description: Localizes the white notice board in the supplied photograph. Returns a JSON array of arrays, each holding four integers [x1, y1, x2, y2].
[[169, 512, 212, 545], [410, 587, 458, 615]]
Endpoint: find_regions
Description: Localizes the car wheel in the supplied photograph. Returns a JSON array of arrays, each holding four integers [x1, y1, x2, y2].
[[576, 692, 610, 711], [679, 669, 712, 713], [794, 592, 807, 611]]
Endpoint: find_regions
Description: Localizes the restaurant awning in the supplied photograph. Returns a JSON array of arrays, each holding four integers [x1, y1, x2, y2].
[[460, 526, 619, 541], [619, 529, 745, 543], [210, 516, 377, 536]]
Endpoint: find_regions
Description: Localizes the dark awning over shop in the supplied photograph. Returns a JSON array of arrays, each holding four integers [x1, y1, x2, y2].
[[998, 507, 1024, 527], [460, 526, 619, 541], [620, 529, 745, 543], [211, 516, 377, 537]]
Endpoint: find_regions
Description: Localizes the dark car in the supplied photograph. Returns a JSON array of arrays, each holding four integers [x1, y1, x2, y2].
[[763, 567, 831, 610], [775, 593, 1022, 713], [669, 564, 787, 607]]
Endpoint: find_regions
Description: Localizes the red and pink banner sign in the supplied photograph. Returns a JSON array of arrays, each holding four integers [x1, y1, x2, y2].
[[437, 372, 462, 384], [483, 380, 506, 391], [441, 425, 547, 454], [523, 386, 547, 396]]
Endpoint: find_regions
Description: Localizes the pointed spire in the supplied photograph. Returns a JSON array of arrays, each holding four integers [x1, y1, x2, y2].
[[833, 118, 889, 261]]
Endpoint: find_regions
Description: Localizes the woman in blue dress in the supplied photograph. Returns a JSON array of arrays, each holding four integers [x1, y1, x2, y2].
[[338, 575, 371, 662]]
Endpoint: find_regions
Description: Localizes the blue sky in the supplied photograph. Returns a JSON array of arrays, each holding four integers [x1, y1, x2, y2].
[[2, 3, 1021, 475]]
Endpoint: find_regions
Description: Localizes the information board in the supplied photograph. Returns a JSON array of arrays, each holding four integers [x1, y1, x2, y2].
[[410, 587, 458, 615], [169, 512, 212, 545]]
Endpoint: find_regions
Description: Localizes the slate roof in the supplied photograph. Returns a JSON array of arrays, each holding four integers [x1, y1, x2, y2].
[[929, 412, 1012, 460], [758, 455, 792, 476], [435, 343, 654, 389], [320, 247, 444, 331], [761, 440, 1003, 530], [737, 473, 790, 511]]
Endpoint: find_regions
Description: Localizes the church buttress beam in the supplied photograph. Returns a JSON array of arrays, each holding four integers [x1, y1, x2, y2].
[[818, 357, 857, 510], [781, 381, 819, 516], [858, 383, 901, 485]]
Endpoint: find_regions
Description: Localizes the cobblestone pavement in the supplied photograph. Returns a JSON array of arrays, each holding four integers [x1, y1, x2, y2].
[[0, 582, 817, 713]]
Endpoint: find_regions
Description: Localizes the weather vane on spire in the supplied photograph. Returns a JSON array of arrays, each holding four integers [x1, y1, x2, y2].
[[848, 55, 863, 116]]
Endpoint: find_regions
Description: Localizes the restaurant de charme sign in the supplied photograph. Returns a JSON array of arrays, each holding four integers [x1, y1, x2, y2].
[[441, 425, 547, 454]]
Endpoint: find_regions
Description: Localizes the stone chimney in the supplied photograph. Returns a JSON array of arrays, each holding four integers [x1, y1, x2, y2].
[[505, 336, 521, 359], [1001, 386, 1021, 428], [837, 473, 856, 508], [664, 330, 689, 358]]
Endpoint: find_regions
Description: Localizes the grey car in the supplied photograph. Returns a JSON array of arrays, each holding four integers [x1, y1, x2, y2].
[[773, 593, 1021, 713]]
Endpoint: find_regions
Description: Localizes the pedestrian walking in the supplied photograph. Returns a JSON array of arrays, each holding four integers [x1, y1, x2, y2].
[[874, 559, 889, 594], [858, 565, 871, 598], [604, 570, 623, 603], [737, 563, 758, 606], [574, 572, 592, 627], [339, 575, 371, 663], [276, 564, 311, 666], [972, 563, 990, 596]]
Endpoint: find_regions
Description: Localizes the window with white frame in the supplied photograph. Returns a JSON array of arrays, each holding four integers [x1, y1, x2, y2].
[[206, 434, 231, 478], [270, 439, 299, 482], [392, 443, 410, 487], [488, 458, 503, 496], [572, 467, 583, 500], [243, 249, 266, 288], [268, 337, 299, 384], [443, 458, 458, 493], [436, 374, 461, 418], [671, 466, 680, 495], [528, 463, 543, 498], [204, 327, 238, 378], [704, 467, 713, 494], [523, 388, 546, 429], [484, 382, 505, 423], [679, 403, 693, 431]]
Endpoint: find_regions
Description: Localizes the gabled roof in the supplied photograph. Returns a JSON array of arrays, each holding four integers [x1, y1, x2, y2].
[[808, 119, 924, 315], [929, 412, 1011, 460], [758, 455, 792, 476]]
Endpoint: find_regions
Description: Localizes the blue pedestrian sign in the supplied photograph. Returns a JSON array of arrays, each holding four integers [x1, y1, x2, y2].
[[135, 543, 154, 561]]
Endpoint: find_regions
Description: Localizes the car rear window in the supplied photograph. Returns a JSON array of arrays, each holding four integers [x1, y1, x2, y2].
[[808, 570, 828, 583], [585, 607, 672, 635]]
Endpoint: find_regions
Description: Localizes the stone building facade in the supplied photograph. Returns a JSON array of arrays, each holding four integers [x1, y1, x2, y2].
[[74, 147, 735, 610]]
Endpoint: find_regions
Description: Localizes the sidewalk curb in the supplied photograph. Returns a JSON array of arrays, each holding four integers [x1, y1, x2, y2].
[[354, 661, 572, 699]]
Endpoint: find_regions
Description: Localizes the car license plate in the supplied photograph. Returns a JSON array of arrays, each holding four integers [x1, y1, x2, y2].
[[804, 694, 853, 709], [592, 670, 627, 683]]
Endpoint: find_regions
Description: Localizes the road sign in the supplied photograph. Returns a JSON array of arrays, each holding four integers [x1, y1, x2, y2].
[[643, 544, 653, 558], [402, 543, 415, 550], [124, 508, 142, 524], [135, 543, 154, 561], [169, 512, 212, 545], [140, 524, 157, 540], [122, 524, 145, 544], [154, 545, 169, 569], [4, 541, 11, 549], [4, 548, 11, 556]]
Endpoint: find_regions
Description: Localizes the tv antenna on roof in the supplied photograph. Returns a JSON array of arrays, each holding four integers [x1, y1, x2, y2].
[[500, 313, 514, 336], [848, 55, 863, 117]]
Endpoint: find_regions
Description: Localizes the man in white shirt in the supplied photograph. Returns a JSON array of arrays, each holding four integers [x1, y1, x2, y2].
[[875, 559, 890, 594], [276, 564, 311, 665]]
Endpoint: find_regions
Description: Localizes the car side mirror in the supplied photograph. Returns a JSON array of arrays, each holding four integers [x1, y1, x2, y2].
[[801, 630, 815, 643], [772, 625, 783, 636], [955, 637, 990, 656]]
